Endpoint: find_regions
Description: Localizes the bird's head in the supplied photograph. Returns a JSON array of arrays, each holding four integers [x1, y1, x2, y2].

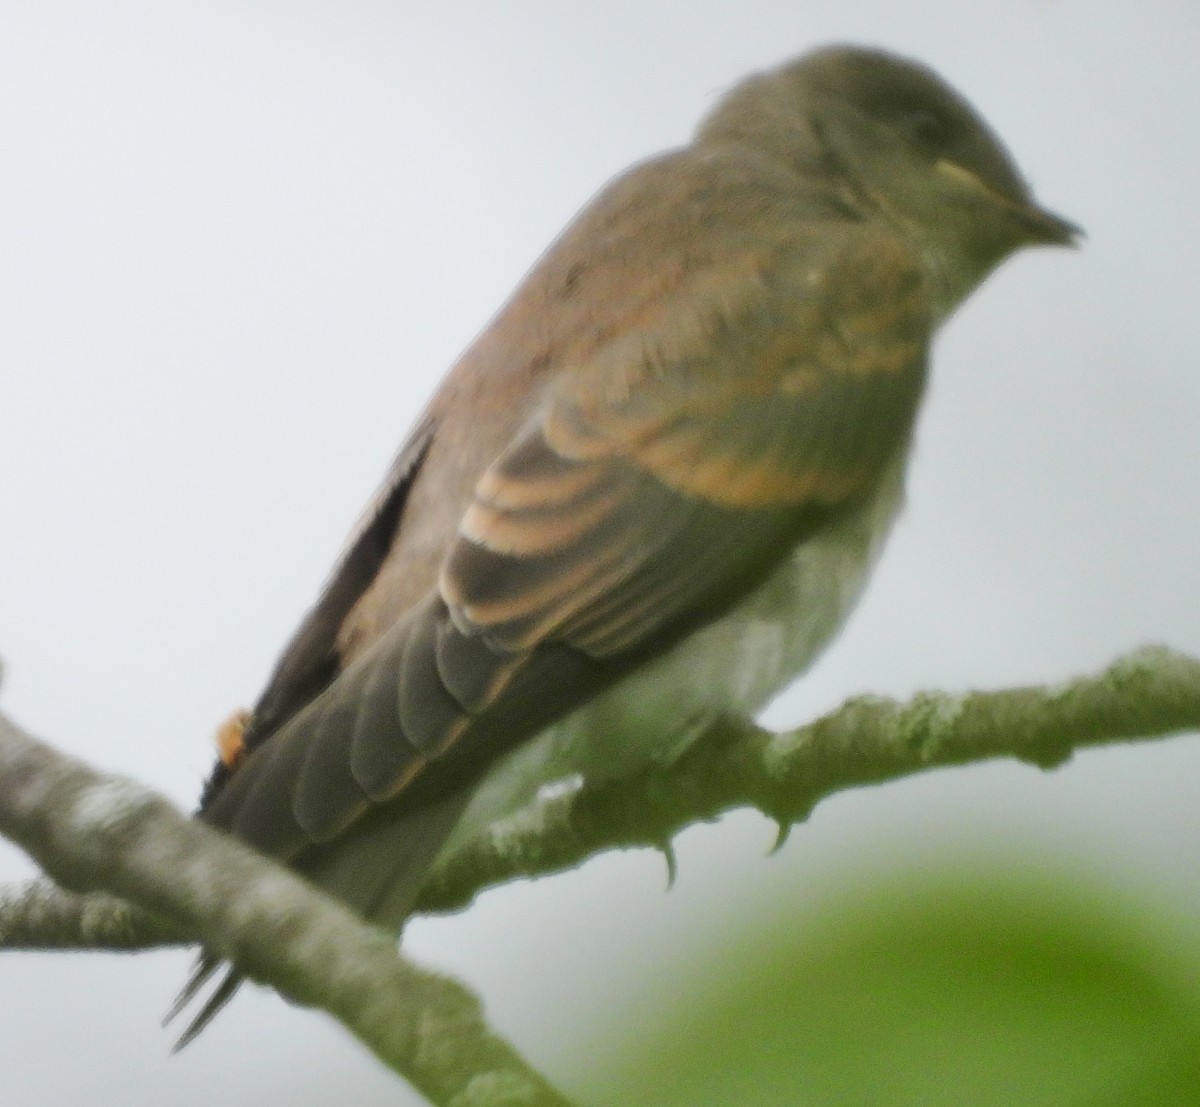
[[699, 45, 1080, 317]]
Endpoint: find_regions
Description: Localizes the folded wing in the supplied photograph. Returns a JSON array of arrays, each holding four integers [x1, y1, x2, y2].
[[201, 224, 931, 891]]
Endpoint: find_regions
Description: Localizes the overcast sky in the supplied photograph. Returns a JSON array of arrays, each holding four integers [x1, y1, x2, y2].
[[2, 3, 1198, 1104]]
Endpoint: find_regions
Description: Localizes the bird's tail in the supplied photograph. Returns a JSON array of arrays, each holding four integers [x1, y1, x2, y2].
[[165, 787, 470, 1049], [165, 954, 241, 1051]]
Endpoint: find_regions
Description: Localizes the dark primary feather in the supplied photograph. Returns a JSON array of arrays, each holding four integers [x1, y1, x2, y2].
[[198, 420, 437, 811]]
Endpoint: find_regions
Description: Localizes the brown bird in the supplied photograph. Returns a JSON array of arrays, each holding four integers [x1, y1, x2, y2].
[[176, 44, 1078, 1041]]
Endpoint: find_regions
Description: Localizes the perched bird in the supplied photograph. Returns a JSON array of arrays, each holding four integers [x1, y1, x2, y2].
[[177, 44, 1078, 1040]]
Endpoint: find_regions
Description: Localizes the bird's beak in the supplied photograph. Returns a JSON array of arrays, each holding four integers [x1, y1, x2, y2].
[[935, 159, 1083, 247], [1011, 199, 1083, 248]]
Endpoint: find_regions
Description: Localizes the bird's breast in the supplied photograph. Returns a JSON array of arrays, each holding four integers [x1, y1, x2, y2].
[[442, 454, 907, 856]]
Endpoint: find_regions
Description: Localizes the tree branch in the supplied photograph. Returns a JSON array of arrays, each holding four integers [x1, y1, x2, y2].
[[416, 643, 1200, 911], [0, 710, 572, 1107], [1, 644, 1198, 1101]]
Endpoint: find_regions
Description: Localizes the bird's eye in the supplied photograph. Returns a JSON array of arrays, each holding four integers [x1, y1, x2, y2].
[[902, 109, 949, 151]]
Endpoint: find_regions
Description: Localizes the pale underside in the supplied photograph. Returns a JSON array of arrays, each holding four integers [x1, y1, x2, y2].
[[441, 452, 905, 858]]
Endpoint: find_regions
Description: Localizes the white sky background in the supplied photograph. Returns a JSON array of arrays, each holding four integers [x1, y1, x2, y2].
[[1, 2, 1198, 1104]]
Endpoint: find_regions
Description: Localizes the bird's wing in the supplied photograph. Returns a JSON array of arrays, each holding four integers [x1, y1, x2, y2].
[[200, 222, 931, 880], [197, 417, 437, 809]]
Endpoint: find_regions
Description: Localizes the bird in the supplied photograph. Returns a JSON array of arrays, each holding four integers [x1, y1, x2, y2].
[[174, 44, 1078, 1043]]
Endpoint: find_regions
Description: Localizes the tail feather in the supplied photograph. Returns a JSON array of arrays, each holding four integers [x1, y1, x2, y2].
[[166, 954, 241, 1051], [167, 789, 470, 1047]]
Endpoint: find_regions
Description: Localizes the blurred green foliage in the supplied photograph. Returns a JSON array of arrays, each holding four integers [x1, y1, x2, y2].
[[589, 859, 1200, 1106]]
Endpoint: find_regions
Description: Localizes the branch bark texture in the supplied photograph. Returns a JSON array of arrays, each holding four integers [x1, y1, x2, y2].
[[416, 643, 1200, 912], [1, 644, 1198, 1103], [0, 711, 571, 1107]]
